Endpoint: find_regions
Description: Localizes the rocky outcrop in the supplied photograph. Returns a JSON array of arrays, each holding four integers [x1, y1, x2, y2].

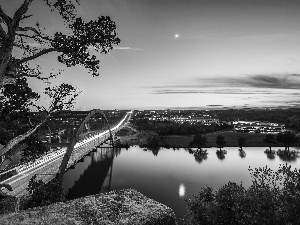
[[0, 189, 177, 224]]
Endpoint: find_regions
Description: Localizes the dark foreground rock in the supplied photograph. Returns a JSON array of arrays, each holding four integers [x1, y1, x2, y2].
[[0, 189, 177, 225]]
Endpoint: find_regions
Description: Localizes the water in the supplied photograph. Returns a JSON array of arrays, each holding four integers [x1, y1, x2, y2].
[[62, 146, 300, 223]]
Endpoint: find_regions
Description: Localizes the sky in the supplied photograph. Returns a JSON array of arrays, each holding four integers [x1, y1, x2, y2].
[[3, 0, 300, 110]]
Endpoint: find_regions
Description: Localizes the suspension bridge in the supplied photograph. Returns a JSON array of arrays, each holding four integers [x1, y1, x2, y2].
[[0, 110, 132, 196]]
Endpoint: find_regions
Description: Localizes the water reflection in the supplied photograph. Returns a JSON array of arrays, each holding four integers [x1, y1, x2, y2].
[[62, 146, 300, 224], [263, 149, 300, 162], [239, 149, 246, 158], [277, 149, 299, 162], [178, 183, 186, 198], [194, 153, 208, 163], [216, 150, 226, 160], [63, 147, 120, 199], [266, 153, 276, 160], [148, 146, 160, 156]]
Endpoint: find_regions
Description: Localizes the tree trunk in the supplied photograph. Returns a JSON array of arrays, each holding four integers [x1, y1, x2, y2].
[[0, 40, 14, 90], [0, 116, 49, 159]]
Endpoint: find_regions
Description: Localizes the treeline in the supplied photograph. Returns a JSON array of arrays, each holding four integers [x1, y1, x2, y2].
[[132, 119, 232, 135]]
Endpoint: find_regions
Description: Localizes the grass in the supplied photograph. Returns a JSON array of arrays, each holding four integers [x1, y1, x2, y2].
[[163, 131, 295, 148]]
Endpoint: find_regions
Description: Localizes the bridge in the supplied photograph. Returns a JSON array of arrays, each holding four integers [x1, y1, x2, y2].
[[0, 110, 132, 196]]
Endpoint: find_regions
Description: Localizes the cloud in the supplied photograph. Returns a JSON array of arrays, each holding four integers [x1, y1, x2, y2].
[[206, 105, 223, 107], [113, 46, 143, 50], [237, 74, 300, 89], [149, 73, 300, 107], [154, 88, 276, 95]]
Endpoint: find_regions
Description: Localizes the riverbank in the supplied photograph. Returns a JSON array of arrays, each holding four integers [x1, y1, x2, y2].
[[115, 130, 299, 149], [163, 132, 297, 148]]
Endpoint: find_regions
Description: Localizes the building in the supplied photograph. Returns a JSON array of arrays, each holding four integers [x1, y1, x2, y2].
[[233, 121, 285, 133]]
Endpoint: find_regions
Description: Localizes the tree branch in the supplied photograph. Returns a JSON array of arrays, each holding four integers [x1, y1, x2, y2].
[[12, 0, 34, 29], [17, 47, 57, 65], [16, 26, 52, 41], [0, 23, 7, 39], [0, 6, 12, 26], [20, 14, 33, 21]]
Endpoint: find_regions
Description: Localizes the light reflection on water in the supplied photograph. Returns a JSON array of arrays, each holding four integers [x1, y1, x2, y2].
[[178, 183, 186, 198], [62, 146, 300, 223]]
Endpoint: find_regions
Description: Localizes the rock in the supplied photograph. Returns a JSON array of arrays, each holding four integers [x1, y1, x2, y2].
[[0, 189, 177, 225]]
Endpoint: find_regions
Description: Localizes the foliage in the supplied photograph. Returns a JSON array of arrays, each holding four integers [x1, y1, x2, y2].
[[276, 131, 299, 151], [0, 77, 39, 113], [0, 82, 80, 164], [132, 119, 231, 136], [20, 135, 50, 163], [288, 115, 300, 131], [216, 135, 226, 150], [263, 134, 277, 151], [0, 0, 120, 87], [43, 83, 80, 112], [0, 77, 39, 145], [237, 137, 246, 150], [138, 130, 161, 148], [25, 174, 66, 209], [185, 164, 300, 225], [189, 133, 207, 150], [0, 196, 18, 214]]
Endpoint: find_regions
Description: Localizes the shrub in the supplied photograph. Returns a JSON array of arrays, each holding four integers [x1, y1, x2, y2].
[[25, 175, 66, 209], [184, 164, 300, 225]]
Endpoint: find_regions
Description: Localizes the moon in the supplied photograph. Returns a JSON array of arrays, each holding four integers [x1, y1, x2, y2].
[[174, 33, 179, 39]]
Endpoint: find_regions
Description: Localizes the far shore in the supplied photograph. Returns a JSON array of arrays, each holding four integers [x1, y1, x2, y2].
[[116, 131, 299, 149], [163, 132, 298, 148]]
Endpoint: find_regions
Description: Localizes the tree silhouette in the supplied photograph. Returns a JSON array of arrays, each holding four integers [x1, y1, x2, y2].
[[0, 0, 120, 89], [216, 135, 226, 151], [0, 83, 80, 162], [263, 134, 277, 152], [276, 131, 299, 151], [237, 137, 246, 150], [189, 133, 207, 151]]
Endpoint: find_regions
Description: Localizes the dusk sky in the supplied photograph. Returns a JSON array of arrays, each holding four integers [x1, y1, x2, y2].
[[4, 0, 300, 110]]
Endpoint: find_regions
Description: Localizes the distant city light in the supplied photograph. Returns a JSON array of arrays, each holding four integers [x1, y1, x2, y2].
[[179, 183, 186, 198]]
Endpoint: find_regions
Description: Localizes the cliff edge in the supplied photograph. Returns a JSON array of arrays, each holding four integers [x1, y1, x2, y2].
[[0, 189, 177, 224]]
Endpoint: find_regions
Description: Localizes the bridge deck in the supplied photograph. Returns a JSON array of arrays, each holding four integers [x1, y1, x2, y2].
[[0, 111, 132, 196]]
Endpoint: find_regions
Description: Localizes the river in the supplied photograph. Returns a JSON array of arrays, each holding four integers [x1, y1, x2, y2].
[[62, 146, 300, 223]]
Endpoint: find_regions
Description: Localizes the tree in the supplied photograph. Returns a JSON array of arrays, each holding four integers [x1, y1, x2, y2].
[[276, 131, 299, 151], [263, 134, 277, 152], [0, 82, 80, 164], [0, 0, 120, 89], [0, 78, 38, 145], [184, 164, 300, 224], [216, 135, 226, 151], [0, 77, 40, 165], [25, 174, 65, 209], [288, 115, 300, 131], [189, 133, 207, 151], [237, 137, 246, 150], [0, 77, 39, 114]]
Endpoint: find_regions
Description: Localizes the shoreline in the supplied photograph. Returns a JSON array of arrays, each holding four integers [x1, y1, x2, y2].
[[117, 131, 299, 148]]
